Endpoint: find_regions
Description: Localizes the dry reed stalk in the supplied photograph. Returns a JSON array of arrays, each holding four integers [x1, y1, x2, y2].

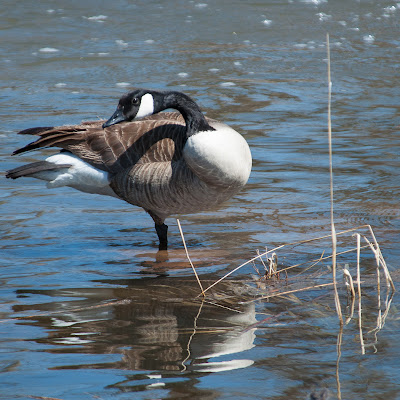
[[374, 245, 383, 333], [356, 233, 365, 354], [200, 225, 370, 294], [345, 291, 355, 325], [177, 219, 205, 296], [287, 245, 368, 276], [240, 312, 284, 333], [342, 268, 356, 298], [292, 251, 325, 277], [361, 227, 395, 337], [368, 289, 394, 335], [267, 252, 278, 276], [257, 248, 268, 272], [202, 299, 244, 314], [201, 244, 286, 295], [365, 225, 394, 291], [244, 282, 335, 303], [202, 225, 382, 295], [327, 33, 343, 325]]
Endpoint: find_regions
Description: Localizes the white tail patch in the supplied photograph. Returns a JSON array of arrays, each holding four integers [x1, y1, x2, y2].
[[41, 153, 117, 197], [135, 93, 154, 119]]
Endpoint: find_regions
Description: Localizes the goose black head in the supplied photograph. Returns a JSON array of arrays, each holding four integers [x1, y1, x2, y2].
[[102, 89, 160, 128]]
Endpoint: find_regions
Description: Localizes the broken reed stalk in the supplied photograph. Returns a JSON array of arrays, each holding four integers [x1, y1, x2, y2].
[[327, 33, 343, 325], [366, 225, 395, 291], [176, 219, 205, 296], [367, 229, 384, 334], [342, 268, 356, 299], [372, 237, 383, 332]]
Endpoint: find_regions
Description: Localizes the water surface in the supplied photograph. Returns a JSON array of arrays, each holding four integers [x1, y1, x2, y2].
[[1, 1, 400, 399]]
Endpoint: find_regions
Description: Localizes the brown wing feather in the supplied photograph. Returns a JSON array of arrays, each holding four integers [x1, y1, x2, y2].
[[12, 112, 192, 174]]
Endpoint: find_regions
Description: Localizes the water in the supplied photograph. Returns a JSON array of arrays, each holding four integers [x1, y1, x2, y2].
[[1, 0, 400, 399]]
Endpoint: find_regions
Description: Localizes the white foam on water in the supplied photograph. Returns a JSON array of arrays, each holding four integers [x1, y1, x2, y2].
[[209, 68, 220, 72], [116, 82, 130, 87], [363, 34, 375, 44], [115, 39, 128, 48], [178, 72, 189, 78], [39, 47, 59, 53], [382, 6, 397, 18], [383, 5, 397, 13], [262, 19, 272, 26], [55, 82, 67, 87], [294, 43, 307, 49], [316, 12, 331, 21], [39, 47, 60, 53], [220, 82, 236, 87], [85, 15, 108, 21], [300, 0, 327, 4], [144, 39, 155, 44]]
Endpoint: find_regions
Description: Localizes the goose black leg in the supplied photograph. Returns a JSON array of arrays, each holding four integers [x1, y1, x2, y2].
[[147, 210, 168, 250], [155, 223, 168, 250]]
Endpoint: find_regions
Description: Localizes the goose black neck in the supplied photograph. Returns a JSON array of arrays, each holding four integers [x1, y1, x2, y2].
[[162, 92, 215, 137]]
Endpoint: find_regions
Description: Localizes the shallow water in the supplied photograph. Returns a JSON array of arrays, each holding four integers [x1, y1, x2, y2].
[[1, 1, 400, 399]]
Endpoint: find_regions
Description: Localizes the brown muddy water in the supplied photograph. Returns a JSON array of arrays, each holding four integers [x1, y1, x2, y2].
[[1, 1, 400, 399]]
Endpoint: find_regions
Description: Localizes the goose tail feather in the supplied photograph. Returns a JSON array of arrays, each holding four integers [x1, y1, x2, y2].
[[6, 161, 71, 180]]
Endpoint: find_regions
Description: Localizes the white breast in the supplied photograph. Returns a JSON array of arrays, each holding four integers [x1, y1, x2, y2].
[[183, 122, 252, 188]]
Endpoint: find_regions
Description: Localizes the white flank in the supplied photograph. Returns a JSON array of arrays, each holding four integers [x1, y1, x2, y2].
[[39, 153, 117, 197], [183, 123, 252, 187], [135, 93, 154, 119]]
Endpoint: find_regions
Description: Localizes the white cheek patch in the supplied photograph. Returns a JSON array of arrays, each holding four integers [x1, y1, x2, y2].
[[135, 93, 154, 119]]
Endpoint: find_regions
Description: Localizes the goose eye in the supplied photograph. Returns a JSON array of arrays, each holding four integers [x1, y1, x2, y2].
[[131, 97, 140, 106]]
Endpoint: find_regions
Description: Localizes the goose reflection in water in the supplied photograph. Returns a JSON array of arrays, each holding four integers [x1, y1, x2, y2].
[[14, 277, 257, 375]]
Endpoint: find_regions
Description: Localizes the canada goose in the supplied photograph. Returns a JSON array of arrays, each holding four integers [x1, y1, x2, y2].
[[6, 89, 252, 250]]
